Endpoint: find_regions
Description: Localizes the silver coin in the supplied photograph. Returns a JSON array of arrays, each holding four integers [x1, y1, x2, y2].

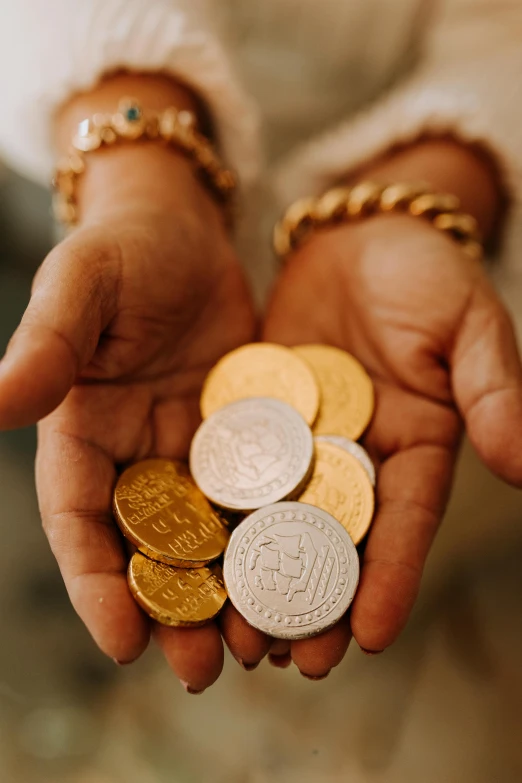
[[315, 435, 376, 486], [223, 501, 360, 640], [190, 398, 314, 511]]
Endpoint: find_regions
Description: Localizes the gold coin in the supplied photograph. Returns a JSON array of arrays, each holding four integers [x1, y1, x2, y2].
[[200, 343, 320, 425], [128, 552, 227, 626], [298, 441, 374, 545], [294, 344, 374, 440], [113, 459, 229, 567]]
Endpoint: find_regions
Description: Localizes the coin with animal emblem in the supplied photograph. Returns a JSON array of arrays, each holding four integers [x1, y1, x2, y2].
[[223, 502, 359, 640], [190, 398, 314, 511]]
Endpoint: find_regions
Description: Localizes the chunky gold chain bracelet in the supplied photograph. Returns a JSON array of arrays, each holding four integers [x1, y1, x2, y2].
[[273, 182, 483, 260], [52, 97, 237, 226]]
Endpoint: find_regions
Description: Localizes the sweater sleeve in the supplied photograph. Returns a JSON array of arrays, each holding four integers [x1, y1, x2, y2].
[[272, 0, 522, 271], [0, 0, 260, 187]]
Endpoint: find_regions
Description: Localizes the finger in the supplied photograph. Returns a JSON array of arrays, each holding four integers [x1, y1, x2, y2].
[[219, 602, 271, 669], [452, 279, 522, 486], [351, 442, 455, 652], [0, 230, 118, 428], [270, 639, 290, 655], [153, 622, 224, 693], [291, 614, 352, 679], [267, 639, 292, 669], [268, 651, 293, 669], [37, 420, 150, 663]]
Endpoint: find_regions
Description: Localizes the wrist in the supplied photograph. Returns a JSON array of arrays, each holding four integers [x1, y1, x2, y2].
[[349, 138, 504, 241], [54, 72, 226, 232], [74, 143, 226, 232]]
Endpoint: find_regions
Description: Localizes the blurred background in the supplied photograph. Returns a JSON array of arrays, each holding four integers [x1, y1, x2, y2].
[[0, 166, 521, 783]]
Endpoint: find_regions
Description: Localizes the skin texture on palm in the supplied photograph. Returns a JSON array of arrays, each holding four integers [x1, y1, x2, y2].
[[219, 214, 522, 675], [0, 71, 263, 693], [0, 183, 255, 692], [1, 69, 520, 691], [4, 190, 521, 690], [217, 139, 510, 679], [2, 195, 521, 691]]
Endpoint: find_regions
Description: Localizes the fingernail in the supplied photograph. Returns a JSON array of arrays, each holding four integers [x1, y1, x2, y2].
[[360, 648, 384, 656], [113, 658, 134, 666], [236, 658, 260, 671], [301, 670, 331, 681], [180, 680, 205, 695], [268, 652, 292, 669]]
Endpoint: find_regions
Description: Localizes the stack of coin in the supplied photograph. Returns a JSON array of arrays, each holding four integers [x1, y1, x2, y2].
[[113, 459, 229, 627], [113, 343, 377, 640]]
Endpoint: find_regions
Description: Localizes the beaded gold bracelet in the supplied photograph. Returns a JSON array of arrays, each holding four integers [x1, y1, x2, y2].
[[52, 97, 237, 226], [273, 182, 483, 260]]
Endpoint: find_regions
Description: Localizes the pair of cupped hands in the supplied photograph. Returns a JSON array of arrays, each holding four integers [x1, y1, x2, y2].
[[2, 84, 522, 696]]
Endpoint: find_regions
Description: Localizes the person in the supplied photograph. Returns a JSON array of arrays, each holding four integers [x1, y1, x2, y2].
[[0, 0, 521, 696]]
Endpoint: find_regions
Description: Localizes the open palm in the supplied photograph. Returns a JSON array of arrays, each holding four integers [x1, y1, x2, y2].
[[220, 214, 522, 678], [0, 203, 255, 691]]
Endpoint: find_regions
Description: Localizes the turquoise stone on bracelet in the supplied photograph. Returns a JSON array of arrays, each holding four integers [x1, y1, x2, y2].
[[125, 105, 141, 122]]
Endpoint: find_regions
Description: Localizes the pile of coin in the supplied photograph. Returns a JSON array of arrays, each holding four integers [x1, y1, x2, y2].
[[113, 343, 376, 641]]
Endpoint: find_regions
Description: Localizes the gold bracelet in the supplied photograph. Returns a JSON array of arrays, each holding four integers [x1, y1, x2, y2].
[[52, 97, 237, 226], [273, 182, 483, 260]]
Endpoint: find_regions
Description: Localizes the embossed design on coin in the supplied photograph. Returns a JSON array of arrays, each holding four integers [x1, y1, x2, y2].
[[294, 344, 374, 440], [200, 343, 320, 425], [190, 398, 314, 511], [113, 459, 229, 567], [128, 552, 227, 626], [299, 441, 374, 545], [223, 502, 359, 639], [316, 435, 376, 486]]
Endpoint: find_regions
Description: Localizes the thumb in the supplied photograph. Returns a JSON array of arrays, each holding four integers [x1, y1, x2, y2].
[[0, 231, 119, 429], [452, 277, 522, 487]]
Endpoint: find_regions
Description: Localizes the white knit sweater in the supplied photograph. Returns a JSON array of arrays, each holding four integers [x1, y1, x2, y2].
[[1, 0, 522, 291]]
